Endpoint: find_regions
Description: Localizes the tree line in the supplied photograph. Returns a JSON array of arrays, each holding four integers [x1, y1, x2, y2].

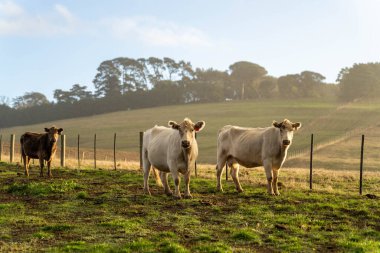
[[0, 58, 379, 128]]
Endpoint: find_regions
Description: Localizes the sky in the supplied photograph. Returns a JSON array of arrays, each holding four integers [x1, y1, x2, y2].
[[1, 0, 380, 103]]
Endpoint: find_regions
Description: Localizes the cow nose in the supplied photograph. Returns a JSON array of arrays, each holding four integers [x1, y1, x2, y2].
[[182, 140, 190, 148], [283, 140, 290, 146]]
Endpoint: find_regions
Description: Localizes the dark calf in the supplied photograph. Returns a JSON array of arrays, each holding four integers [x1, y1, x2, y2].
[[20, 126, 63, 177]]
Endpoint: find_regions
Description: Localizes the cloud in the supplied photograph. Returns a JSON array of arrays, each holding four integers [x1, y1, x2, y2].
[[0, 1, 77, 36], [0, 0, 24, 16], [102, 16, 212, 48]]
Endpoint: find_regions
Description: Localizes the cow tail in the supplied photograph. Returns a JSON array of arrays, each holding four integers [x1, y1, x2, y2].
[[152, 168, 163, 187]]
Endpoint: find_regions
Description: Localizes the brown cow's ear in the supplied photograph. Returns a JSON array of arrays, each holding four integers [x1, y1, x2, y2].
[[292, 122, 302, 131], [194, 121, 205, 132], [168, 121, 180, 130], [272, 121, 282, 128], [44, 128, 49, 132], [58, 128, 63, 134]]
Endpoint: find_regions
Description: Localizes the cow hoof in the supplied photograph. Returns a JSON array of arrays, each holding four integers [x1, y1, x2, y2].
[[275, 192, 280, 196], [165, 191, 173, 196], [144, 190, 152, 196], [184, 194, 193, 199], [237, 189, 244, 193], [173, 195, 182, 200], [217, 186, 224, 192]]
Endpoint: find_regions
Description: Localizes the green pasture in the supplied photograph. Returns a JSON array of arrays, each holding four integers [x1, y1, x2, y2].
[[1, 98, 380, 166], [0, 162, 379, 252]]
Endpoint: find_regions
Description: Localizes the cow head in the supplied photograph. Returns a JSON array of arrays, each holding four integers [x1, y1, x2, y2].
[[44, 126, 63, 145], [273, 119, 301, 146], [168, 118, 205, 149]]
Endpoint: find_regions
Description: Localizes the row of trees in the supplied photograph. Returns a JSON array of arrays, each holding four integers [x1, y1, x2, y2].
[[1, 58, 379, 128]]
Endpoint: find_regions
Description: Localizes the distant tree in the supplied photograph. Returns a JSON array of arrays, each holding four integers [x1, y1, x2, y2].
[[299, 71, 326, 97], [338, 63, 380, 101], [228, 61, 267, 99], [258, 76, 278, 98], [13, 92, 49, 109], [0, 96, 11, 106], [54, 84, 92, 103], [93, 60, 122, 98], [277, 74, 301, 98], [185, 68, 227, 102], [163, 57, 180, 80]]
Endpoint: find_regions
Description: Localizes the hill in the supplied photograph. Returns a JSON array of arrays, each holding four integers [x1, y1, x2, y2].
[[1, 98, 380, 170]]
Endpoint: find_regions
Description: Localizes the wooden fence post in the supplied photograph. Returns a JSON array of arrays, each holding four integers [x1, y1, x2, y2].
[[10, 134, 15, 163], [114, 133, 117, 170], [60, 134, 66, 167], [94, 134, 97, 169], [359, 134, 365, 195], [195, 132, 198, 178], [0, 134, 2, 161], [139, 132, 143, 170], [77, 134, 80, 168], [309, 133, 314, 190]]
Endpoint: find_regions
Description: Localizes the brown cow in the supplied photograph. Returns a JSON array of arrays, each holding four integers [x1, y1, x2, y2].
[[20, 126, 63, 177]]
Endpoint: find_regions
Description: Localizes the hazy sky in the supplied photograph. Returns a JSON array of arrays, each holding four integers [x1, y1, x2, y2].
[[1, 0, 380, 102]]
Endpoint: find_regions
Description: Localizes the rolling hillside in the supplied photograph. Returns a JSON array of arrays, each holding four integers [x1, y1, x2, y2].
[[1, 98, 380, 170]]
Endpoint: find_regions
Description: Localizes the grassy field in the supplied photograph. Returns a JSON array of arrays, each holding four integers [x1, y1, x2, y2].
[[0, 161, 379, 252], [1, 98, 380, 168]]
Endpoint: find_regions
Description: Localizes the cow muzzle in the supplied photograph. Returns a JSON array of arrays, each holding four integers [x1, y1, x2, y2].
[[181, 140, 191, 149], [283, 140, 291, 146]]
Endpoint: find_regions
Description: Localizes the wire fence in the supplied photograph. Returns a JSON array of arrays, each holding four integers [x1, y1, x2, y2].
[[1, 130, 379, 195]]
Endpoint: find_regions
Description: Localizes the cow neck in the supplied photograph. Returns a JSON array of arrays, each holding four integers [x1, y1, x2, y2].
[[279, 143, 289, 160], [181, 146, 192, 169], [43, 134, 54, 159]]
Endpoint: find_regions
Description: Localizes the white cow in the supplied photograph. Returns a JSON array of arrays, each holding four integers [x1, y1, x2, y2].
[[143, 118, 205, 199], [216, 119, 301, 195]]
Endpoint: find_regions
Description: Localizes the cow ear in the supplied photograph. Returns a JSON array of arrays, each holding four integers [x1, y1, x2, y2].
[[194, 121, 205, 132], [58, 128, 63, 134], [44, 128, 49, 132], [168, 121, 180, 130], [272, 121, 282, 128], [292, 122, 302, 131]]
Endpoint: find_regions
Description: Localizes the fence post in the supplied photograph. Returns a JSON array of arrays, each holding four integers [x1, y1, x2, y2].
[[195, 132, 198, 178], [77, 134, 80, 168], [114, 133, 117, 170], [139, 132, 143, 170], [309, 133, 314, 190], [94, 134, 97, 169], [359, 134, 365, 195], [0, 134, 2, 161], [10, 134, 15, 163], [60, 134, 66, 167]]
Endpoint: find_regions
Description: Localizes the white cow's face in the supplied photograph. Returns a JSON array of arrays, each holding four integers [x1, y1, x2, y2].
[[44, 127, 63, 145], [273, 119, 301, 146], [169, 118, 205, 149]]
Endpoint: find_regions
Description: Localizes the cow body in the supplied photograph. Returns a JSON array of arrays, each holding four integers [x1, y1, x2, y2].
[[143, 118, 205, 199], [20, 127, 63, 177], [216, 119, 301, 195]]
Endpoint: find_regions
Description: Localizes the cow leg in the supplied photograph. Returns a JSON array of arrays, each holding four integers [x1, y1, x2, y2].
[[272, 169, 280, 196], [170, 169, 181, 199], [24, 156, 30, 177], [143, 165, 152, 196], [160, 172, 173, 196], [47, 161, 53, 178], [183, 170, 192, 199], [216, 155, 227, 192], [231, 163, 243, 193], [263, 159, 275, 195], [39, 158, 44, 177]]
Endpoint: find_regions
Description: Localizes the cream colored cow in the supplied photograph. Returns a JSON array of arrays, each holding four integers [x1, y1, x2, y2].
[[143, 118, 205, 199], [216, 119, 301, 195]]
